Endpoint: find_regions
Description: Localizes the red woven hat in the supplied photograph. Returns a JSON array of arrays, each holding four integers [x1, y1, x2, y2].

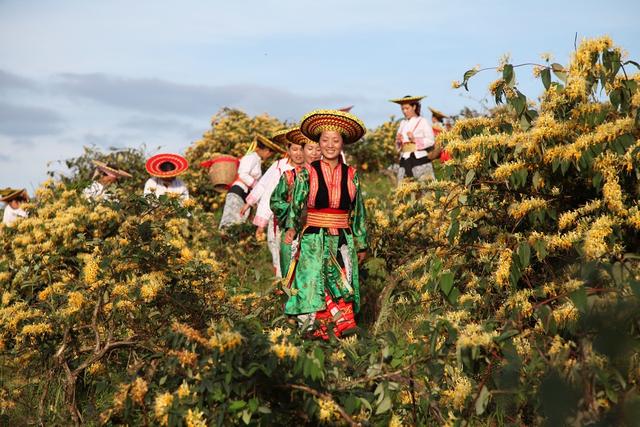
[[299, 109, 366, 145], [145, 153, 189, 178]]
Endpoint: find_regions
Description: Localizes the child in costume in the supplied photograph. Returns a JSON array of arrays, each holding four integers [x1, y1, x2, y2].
[[270, 128, 321, 277], [241, 129, 301, 277]]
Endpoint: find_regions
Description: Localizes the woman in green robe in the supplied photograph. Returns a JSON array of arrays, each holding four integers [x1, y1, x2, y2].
[[270, 128, 321, 276], [283, 110, 368, 339]]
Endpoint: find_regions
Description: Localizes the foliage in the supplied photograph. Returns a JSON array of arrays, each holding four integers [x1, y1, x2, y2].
[[1, 37, 639, 426], [183, 108, 286, 212], [345, 117, 399, 173]]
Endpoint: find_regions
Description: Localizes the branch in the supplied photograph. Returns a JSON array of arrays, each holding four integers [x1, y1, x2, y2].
[[287, 384, 360, 427]]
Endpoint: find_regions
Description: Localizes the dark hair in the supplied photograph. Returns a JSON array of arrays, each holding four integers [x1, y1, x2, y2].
[[409, 101, 421, 116], [159, 161, 176, 172]]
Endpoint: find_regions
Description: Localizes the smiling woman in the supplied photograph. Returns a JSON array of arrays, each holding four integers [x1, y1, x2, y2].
[[283, 109, 368, 340]]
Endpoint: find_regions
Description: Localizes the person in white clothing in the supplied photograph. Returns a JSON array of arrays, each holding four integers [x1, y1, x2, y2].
[[390, 95, 440, 183], [2, 188, 29, 227], [219, 135, 284, 229], [83, 160, 132, 201], [240, 128, 303, 277], [143, 153, 190, 202]]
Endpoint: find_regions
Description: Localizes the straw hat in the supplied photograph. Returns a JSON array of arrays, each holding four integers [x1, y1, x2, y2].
[[389, 95, 426, 104], [145, 153, 189, 178], [286, 128, 315, 146], [299, 109, 366, 145], [92, 160, 132, 178], [0, 188, 28, 203], [255, 134, 287, 155], [428, 107, 448, 120]]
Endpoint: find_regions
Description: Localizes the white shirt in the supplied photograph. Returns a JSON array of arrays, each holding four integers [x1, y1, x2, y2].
[[245, 158, 295, 228], [144, 177, 189, 201], [3, 204, 28, 227], [83, 181, 112, 201], [232, 152, 263, 193], [396, 116, 435, 159]]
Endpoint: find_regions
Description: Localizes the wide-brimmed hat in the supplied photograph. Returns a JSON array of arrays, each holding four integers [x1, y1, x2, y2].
[[271, 128, 295, 147], [428, 107, 448, 120], [299, 109, 366, 145], [389, 95, 426, 104], [255, 134, 287, 155], [286, 128, 315, 146], [145, 153, 189, 178], [92, 160, 132, 179], [0, 188, 28, 203]]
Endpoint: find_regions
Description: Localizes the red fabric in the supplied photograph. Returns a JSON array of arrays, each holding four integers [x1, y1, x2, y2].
[[439, 150, 451, 163]]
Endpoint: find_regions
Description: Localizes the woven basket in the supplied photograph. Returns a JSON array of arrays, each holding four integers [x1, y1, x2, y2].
[[208, 155, 239, 192]]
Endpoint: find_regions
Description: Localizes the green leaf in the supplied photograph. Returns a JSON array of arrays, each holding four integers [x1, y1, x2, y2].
[[465, 169, 476, 186], [375, 395, 392, 415], [518, 242, 531, 269], [229, 400, 247, 411], [475, 385, 490, 415], [502, 64, 514, 86], [570, 287, 587, 313], [541, 68, 551, 90], [439, 271, 454, 296]]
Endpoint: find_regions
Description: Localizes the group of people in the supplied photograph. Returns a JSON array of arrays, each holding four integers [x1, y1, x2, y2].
[[2, 97, 449, 340]]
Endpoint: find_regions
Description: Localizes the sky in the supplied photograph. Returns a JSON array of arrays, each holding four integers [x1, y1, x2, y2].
[[1, 0, 639, 191]]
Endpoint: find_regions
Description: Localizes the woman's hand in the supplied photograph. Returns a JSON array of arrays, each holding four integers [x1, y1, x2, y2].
[[240, 203, 251, 215], [284, 228, 296, 244], [406, 131, 414, 142], [357, 251, 367, 263]]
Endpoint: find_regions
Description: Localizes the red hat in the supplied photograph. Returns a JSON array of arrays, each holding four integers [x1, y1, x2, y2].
[[145, 153, 189, 178]]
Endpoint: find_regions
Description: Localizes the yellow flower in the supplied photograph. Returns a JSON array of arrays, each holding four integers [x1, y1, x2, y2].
[[316, 397, 339, 423], [494, 249, 512, 287], [508, 197, 547, 220], [177, 381, 191, 399], [456, 323, 497, 349], [492, 161, 526, 181], [83, 256, 100, 287], [154, 392, 174, 425], [130, 378, 148, 405], [185, 408, 207, 427], [442, 369, 472, 410], [583, 215, 614, 259]]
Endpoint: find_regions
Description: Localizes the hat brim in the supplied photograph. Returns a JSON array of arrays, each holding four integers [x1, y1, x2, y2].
[[390, 96, 426, 104], [428, 107, 448, 120], [271, 128, 295, 147], [286, 128, 315, 146], [300, 109, 366, 145], [145, 154, 189, 178], [0, 189, 27, 203], [92, 160, 132, 178], [256, 134, 287, 155]]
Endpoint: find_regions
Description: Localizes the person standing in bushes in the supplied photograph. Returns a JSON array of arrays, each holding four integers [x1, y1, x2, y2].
[[83, 160, 132, 201], [270, 128, 321, 277], [390, 95, 439, 182], [219, 135, 284, 229], [283, 110, 368, 340], [239, 129, 298, 277], [144, 153, 190, 202], [2, 188, 29, 227], [429, 107, 452, 163]]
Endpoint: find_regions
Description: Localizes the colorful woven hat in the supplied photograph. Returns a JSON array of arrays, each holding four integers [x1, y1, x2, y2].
[[428, 107, 448, 120], [92, 160, 132, 178], [299, 109, 366, 145], [145, 153, 189, 178], [255, 134, 287, 155], [271, 128, 291, 146], [286, 128, 315, 146], [389, 95, 426, 104], [0, 188, 27, 203]]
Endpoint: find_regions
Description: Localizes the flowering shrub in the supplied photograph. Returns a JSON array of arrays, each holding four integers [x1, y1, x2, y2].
[[1, 37, 639, 426]]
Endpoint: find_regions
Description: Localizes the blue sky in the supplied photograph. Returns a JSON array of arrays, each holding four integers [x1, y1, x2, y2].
[[1, 0, 639, 190]]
